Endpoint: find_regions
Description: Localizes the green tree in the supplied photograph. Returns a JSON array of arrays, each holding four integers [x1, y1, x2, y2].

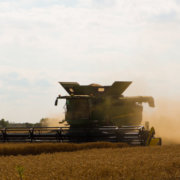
[[0, 119, 9, 128]]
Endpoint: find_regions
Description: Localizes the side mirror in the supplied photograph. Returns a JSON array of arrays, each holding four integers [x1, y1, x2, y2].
[[55, 98, 58, 106], [147, 97, 155, 107]]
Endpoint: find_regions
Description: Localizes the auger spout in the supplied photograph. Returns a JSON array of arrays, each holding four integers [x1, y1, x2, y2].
[[119, 96, 155, 107]]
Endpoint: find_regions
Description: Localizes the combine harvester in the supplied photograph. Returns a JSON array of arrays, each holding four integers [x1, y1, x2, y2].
[[0, 81, 161, 145]]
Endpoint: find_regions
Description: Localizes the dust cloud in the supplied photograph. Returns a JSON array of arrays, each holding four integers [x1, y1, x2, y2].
[[45, 113, 69, 127], [143, 98, 180, 145]]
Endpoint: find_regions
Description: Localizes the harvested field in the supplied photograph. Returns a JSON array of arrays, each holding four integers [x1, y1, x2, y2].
[[0, 145, 180, 180]]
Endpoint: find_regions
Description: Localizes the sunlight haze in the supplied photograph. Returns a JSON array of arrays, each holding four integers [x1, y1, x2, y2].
[[0, 0, 179, 123]]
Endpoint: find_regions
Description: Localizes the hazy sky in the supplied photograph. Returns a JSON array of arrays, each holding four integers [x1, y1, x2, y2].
[[0, 0, 180, 123]]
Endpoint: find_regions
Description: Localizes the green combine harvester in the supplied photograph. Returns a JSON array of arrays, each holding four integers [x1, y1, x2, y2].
[[0, 81, 161, 145]]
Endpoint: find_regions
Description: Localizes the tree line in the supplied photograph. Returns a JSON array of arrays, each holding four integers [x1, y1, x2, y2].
[[0, 118, 49, 128]]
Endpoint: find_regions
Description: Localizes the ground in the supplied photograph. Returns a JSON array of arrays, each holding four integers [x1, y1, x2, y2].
[[0, 144, 180, 180]]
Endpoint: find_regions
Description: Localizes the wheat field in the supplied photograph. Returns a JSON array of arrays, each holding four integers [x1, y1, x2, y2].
[[0, 144, 180, 180], [0, 142, 128, 156]]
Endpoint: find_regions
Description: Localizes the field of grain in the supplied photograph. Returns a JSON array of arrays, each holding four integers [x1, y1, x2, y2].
[[0, 144, 180, 180], [0, 142, 128, 156]]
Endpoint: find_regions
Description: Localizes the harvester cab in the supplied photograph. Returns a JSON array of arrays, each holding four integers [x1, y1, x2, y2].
[[55, 81, 161, 145]]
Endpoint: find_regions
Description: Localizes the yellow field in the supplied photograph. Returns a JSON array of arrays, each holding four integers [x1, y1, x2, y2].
[[0, 144, 180, 180], [0, 142, 128, 156]]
